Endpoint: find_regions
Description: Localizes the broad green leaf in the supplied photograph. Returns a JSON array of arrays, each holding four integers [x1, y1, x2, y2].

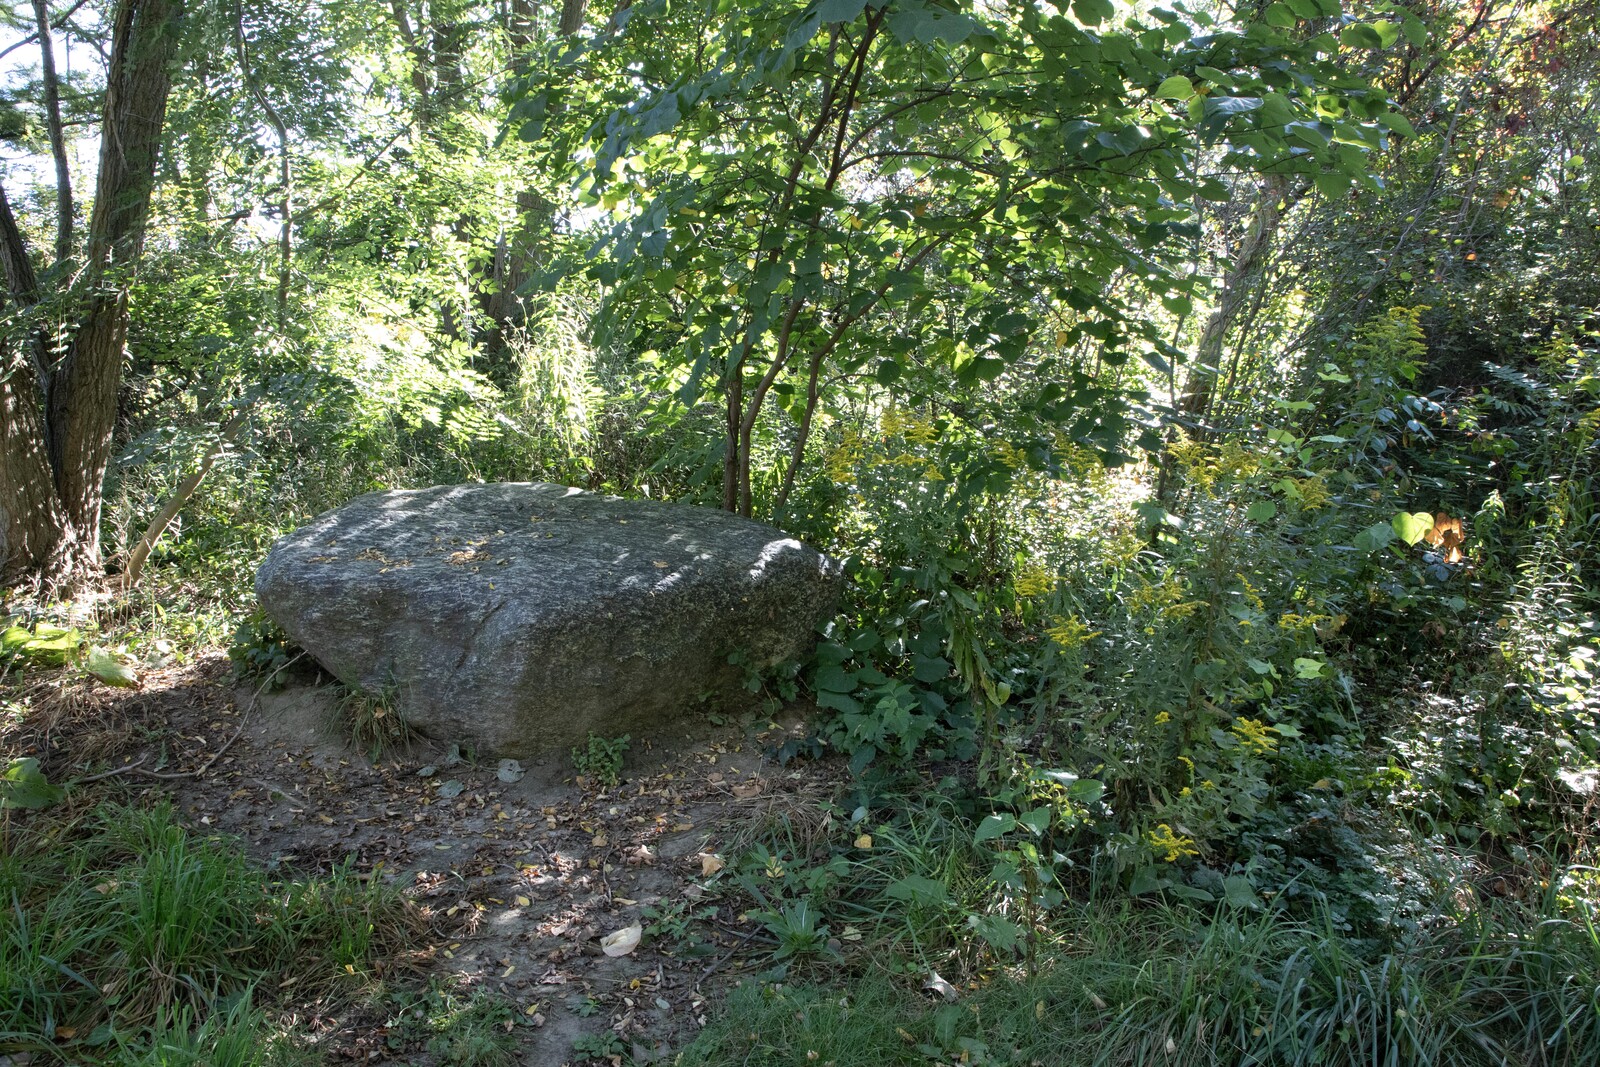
[[1223, 875, 1261, 909], [814, 664, 857, 693], [1018, 807, 1052, 835], [83, 646, 139, 689], [1264, 2, 1297, 27], [1072, 0, 1116, 26], [816, 690, 862, 714], [816, 0, 867, 24], [1354, 522, 1396, 552], [975, 813, 1017, 843], [1315, 172, 1351, 198], [1246, 501, 1277, 521], [1154, 76, 1194, 101], [1293, 657, 1326, 679], [1377, 110, 1416, 137], [1392, 511, 1435, 545], [1067, 778, 1104, 805], [1340, 24, 1385, 50], [2, 758, 63, 810], [969, 913, 1022, 951]]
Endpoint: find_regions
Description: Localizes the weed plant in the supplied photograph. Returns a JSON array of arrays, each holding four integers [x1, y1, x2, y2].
[[683, 891, 1600, 1067], [0, 803, 416, 1060]]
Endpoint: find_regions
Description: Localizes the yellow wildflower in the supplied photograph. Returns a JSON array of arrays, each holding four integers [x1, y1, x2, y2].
[[1215, 441, 1260, 479], [1015, 564, 1056, 598], [1292, 475, 1332, 510], [1146, 823, 1200, 863], [1232, 717, 1278, 755], [823, 430, 865, 483], [1046, 615, 1100, 650], [990, 439, 1027, 471], [1154, 711, 1171, 725]]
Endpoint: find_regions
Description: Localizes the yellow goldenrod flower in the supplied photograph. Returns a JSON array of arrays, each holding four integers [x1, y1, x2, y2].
[[1015, 564, 1057, 598], [1146, 823, 1200, 863], [1046, 614, 1100, 650], [1232, 717, 1278, 755]]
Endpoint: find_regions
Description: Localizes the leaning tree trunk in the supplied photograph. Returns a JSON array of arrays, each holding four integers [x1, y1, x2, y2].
[[0, 0, 183, 591]]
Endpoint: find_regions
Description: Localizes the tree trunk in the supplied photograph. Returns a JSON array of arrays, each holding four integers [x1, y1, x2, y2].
[[0, 0, 183, 591], [1175, 174, 1292, 431]]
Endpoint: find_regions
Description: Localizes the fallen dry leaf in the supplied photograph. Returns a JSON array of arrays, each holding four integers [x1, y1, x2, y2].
[[600, 923, 642, 957], [698, 852, 725, 877]]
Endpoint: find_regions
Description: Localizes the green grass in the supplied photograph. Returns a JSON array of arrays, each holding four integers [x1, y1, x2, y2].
[[0, 802, 414, 1062], [383, 979, 521, 1067], [680, 894, 1600, 1067]]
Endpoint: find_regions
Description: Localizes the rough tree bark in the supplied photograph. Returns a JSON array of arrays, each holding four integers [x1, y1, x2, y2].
[[0, 0, 183, 591]]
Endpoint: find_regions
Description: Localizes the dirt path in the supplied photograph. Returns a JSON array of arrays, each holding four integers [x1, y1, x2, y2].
[[6, 654, 840, 1064]]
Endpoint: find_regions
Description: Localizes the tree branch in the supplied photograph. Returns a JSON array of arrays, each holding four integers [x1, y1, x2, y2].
[[119, 410, 249, 590], [32, 0, 75, 264], [233, 0, 293, 324]]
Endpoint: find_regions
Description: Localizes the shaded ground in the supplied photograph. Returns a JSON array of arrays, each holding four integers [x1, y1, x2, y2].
[[3, 654, 842, 1064]]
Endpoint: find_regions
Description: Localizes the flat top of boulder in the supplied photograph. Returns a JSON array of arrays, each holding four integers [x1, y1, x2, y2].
[[257, 482, 835, 607]]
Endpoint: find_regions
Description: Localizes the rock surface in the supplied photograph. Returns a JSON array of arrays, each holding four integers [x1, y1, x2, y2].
[[255, 483, 842, 758]]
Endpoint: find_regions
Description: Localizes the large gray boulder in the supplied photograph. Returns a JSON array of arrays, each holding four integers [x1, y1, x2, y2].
[[255, 483, 841, 758]]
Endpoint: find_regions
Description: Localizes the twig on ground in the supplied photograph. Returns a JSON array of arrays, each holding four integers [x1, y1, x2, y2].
[[697, 927, 762, 984]]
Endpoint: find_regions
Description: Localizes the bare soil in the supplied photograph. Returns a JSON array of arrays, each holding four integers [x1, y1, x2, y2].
[[4, 654, 844, 1065]]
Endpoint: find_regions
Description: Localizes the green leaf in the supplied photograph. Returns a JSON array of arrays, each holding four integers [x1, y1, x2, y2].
[[82, 646, 139, 689], [1071, 0, 1115, 26], [1293, 657, 1326, 680], [1382, 111, 1420, 139], [2, 758, 63, 810], [1067, 778, 1104, 805], [975, 813, 1017, 843], [1153, 76, 1194, 101], [968, 913, 1022, 951], [1223, 875, 1261, 910], [816, 0, 867, 24], [1245, 501, 1277, 521], [814, 664, 857, 693], [1339, 24, 1385, 50], [1264, 2, 1297, 28], [1018, 807, 1052, 835], [912, 653, 951, 683], [1392, 511, 1434, 546], [1, 625, 30, 654], [1315, 171, 1351, 198], [816, 690, 862, 714], [1354, 522, 1396, 552]]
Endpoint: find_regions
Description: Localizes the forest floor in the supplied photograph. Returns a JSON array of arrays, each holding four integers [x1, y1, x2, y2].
[[4, 654, 842, 1065]]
